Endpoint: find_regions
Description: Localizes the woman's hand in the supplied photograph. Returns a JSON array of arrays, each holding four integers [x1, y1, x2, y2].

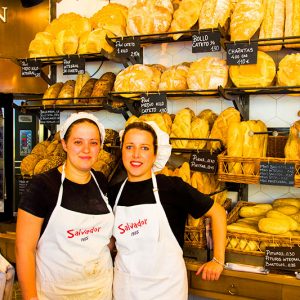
[[195, 260, 224, 281]]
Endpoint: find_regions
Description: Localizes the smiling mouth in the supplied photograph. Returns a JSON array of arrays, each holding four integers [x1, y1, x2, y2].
[[80, 156, 92, 160], [130, 161, 143, 167]]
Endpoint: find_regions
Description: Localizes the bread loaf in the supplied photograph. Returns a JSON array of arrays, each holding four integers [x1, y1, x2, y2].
[[285, 0, 300, 48], [187, 117, 209, 149], [170, 0, 204, 40], [56, 80, 75, 105], [76, 78, 97, 104], [170, 108, 194, 148], [208, 107, 241, 150], [42, 82, 63, 106], [229, 51, 276, 88], [159, 63, 189, 90], [74, 73, 91, 98], [277, 54, 300, 88], [272, 198, 300, 209], [139, 113, 169, 134], [187, 57, 228, 92], [84, 29, 115, 54], [199, 0, 231, 30], [28, 32, 56, 58], [230, 0, 264, 41], [198, 109, 218, 130], [20, 154, 41, 176], [266, 210, 299, 230], [126, 0, 173, 35], [54, 29, 78, 56], [284, 120, 300, 159], [258, 218, 290, 234], [258, 0, 285, 51]]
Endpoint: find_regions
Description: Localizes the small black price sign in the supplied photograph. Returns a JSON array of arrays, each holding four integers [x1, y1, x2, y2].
[[192, 31, 221, 53], [140, 93, 167, 115], [18, 179, 30, 197], [264, 247, 300, 271], [115, 37, 142, 63], [226, 42, 258, 65], [189, 151, 218, 173], [20, 59, 42, 77], [40, 109, 60, 125], [260, 162, 295, 186], [63, 56, 85, 75]]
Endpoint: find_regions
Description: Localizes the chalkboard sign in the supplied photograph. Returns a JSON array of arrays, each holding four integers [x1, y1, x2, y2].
[[260, 162, 295, 186], [40, 109, 60, 125], [192, 31, 221, 53], [226, 42, 258, 65], [115, 37, 142, 63], [264, 247, 300, 271], [18, 179, 30, 198], [189, 151, 218, 173], [20, 59, 42, 77], [63, 56, 85, 75], [140, 93, 167, 115]]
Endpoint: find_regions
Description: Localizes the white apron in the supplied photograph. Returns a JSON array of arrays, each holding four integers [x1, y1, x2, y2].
[[36, 165, 114, 300], [112, 172, 188, 300]]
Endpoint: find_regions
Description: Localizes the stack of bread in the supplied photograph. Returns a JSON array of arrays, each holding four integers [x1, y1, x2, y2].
[[226, 120, 268, 175], [42, 72, 116, 106], [227, 198, 300, 253], [284, 120, 300, 160], [20, 129, 119, 178]]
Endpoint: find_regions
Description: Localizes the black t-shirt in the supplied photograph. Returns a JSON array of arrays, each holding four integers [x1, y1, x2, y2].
[[108, 174, 214, 248], [19, 168, 110, 237]]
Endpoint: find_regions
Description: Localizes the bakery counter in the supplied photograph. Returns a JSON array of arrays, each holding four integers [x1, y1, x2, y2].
[[186, 260, 300, 300]]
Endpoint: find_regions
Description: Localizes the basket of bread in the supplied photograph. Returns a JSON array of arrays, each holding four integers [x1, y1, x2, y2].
[[218, 120, 300, 187], [226, 199, 300, 256]]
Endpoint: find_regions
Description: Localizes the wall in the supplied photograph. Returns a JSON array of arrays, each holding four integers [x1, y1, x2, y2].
[[54, 0, 300, 202]]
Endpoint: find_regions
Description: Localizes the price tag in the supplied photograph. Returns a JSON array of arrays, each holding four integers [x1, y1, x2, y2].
[[192, 31, 221, 53], [226, 42, 258, 65], [40, 109, 60, 125], [18, 179, 30, 197], [260, 162, 295, 186], [20, 59, 42, 77], [140, 93, 167, 115], [115, 37, 142, 63], [264, 247, 300, 271], [189, 151, 218, 173], [63, 56, 85, 75]]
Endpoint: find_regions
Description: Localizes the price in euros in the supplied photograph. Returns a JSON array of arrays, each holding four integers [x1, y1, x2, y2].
[[131, 51, 140, 57], [237, 58, 250, 65]]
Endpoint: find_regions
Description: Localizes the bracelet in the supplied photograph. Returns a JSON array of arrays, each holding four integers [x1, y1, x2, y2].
[[212, 257, 225, 268]]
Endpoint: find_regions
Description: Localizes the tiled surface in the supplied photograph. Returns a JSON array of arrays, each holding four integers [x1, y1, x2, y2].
[[56, 0, 300, 203]]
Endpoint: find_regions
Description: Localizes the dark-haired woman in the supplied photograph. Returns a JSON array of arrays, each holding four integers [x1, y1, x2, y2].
[[109, 121, 227, 300], [16, 112, 114, 300]]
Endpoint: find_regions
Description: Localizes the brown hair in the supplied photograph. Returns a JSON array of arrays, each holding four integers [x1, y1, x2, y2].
[[122, 122, 158, 154], [63, 118, 101, 143]]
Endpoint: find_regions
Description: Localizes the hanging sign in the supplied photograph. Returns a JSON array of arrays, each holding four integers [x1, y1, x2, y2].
[[226, 42, 258, 65], [192, 31, 221, 53], [20, 59, 42, 77], [40, 109, 60, 125], [260, 162, 295, 186], [63, 56, 85, 75], [140, 93, 167, 115], [189, 151, 218, 173], [264, 247, 300, 271], [115, 37, 142, 63]]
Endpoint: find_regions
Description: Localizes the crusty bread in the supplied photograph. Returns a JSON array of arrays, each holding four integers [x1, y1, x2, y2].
[[42, 82, 63, 106], [277, 53, 300, 87], [74, 73, 91, 98], [159, 63, 189, 90], [84, 29, 115, 54], [187, 117, 209, 149], [285, 0, 300, 48], [28, 31, 56, 58], [90, 73, 116, 104], [76, 78, 97, 104], [285, 120, 300, 160], [56, 80, 75, 105], [54, 29, 78, 55], [198, 109, 218, 130]]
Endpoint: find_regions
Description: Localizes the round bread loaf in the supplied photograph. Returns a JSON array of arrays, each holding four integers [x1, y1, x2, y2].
[[277, 53, 300, 86]]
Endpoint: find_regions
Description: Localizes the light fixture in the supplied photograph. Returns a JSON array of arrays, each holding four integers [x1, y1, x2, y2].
[[20, 0, 44, 8]]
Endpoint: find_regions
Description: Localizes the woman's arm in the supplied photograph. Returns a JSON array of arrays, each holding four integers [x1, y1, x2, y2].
[[16, 209, 44, 300], [195, 202, 227, 280]]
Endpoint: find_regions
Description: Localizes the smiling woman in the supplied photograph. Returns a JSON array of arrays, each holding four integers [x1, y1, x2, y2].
[[16, 112, 114, 300]]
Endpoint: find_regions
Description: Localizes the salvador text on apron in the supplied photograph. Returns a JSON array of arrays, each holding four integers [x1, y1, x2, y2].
[[36, 165, 114, 300], [112, 172, 188, 300]]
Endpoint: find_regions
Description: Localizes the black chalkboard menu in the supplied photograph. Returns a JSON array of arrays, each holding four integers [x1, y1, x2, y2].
[[189, 151, 218, 173], [264, 247, 300, 271], [226, 42, 258, 65], [40, 109, 60, 125], [140, 93, 167, 115], [260, 162, 295, 186], [20, 59, 42, 77], [63, 56, 85, 75], [192, 30, 221, 53], [115, 37, 142, 64]]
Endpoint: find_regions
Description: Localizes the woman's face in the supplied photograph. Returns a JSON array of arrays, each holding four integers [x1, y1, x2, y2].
[[122, 128, 156, 182], [62, 121, 101, 172]]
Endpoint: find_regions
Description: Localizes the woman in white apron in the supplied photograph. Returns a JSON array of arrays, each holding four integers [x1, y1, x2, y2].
[[111, 121, 227, 300], [16, 112, 114, 300]]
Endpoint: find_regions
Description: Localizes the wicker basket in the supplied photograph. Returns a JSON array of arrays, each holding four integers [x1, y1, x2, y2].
[[184, 198, 232, 249], [226, 201, 300, 256]]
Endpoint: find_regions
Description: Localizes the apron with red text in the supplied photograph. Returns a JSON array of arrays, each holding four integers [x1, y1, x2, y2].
[[36, 165, 114, 300], [112, 172, 188, 300]]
